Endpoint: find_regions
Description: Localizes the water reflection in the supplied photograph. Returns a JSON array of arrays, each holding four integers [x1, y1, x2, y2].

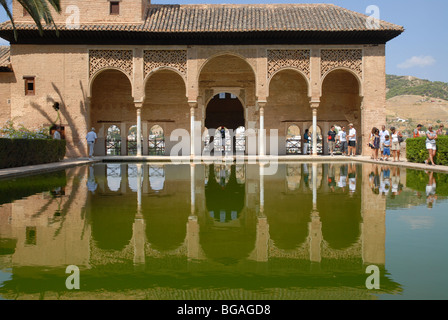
[[1, 163, 448, 299]]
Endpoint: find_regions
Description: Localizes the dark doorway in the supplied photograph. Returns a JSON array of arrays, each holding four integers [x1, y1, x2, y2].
[[205, 93, 244, 131], [205, 93, 245, 154]]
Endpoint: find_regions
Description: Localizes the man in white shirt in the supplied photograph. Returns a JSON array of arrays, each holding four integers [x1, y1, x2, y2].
[[337, 126, 347, 156], [378, 125, 389, 160], [347, 123, 357, 156], [86, 127, 97, 160]]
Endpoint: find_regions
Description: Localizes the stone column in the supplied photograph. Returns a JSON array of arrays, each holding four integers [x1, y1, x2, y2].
[[120, 122, 127, 155], [256, 164, 268, 262], [190, 164, 195, 215], [310, 101, 319, 156], [189, 101, 198, 157], [258, 101, 267, 156], [135, 102, 143, 156], [309, 209, 322, 263], [133, 164, 145, 266]]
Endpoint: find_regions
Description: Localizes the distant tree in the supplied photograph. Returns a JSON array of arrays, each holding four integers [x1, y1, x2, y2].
[[0, 0, 61, 40]]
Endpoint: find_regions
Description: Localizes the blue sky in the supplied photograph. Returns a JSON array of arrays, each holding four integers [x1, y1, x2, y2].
[[1, 0, 447, 82]]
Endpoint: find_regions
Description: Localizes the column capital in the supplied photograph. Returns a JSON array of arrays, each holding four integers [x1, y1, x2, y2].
[[310, 100, 320, 109], [134, 101, 143, 109], [257, 100, 267, 109], [188, 101, 198, 109]]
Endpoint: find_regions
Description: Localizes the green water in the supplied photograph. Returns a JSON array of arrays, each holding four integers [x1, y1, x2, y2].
[[0, 162, 447, 300]]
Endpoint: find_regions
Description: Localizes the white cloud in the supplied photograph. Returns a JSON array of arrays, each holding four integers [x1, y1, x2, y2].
[[398, 55, 436, 69]]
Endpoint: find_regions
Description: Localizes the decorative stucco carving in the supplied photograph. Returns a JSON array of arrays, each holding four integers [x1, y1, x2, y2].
[[267, 49, 311, 79], [144, 50, 187, 78], [321, 49, 363, 78], [89, 49, 133, 79]]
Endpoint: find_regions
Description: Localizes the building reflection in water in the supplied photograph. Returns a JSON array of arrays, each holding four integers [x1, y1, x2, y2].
[[3, 162, 441, 299]]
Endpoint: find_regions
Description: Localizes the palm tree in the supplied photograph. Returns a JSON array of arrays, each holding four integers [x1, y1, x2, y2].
[[0, 0, 61, 40]]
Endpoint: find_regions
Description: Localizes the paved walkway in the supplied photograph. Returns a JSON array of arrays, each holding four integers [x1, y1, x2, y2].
[[1, 155, 447, 179]]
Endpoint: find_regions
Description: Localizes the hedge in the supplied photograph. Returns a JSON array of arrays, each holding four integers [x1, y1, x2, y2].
[[0, 138, 66, 169], [406, 136, 448, 166]]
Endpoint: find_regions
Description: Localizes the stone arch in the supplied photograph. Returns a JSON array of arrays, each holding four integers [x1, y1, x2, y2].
[[268, 67, 311, 98], [320, 69, 363, 154], [88, 67, 133, 98], [142, 68, 189, 155], [90, 69, 134, 156], [267, 69, 310, 155], [320, 67, 363, 97], [198, 51, 257, 86], [142, 66, 187, 102]]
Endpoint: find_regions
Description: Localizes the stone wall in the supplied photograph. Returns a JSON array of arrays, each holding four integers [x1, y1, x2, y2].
[[5, 44, 387, 157]]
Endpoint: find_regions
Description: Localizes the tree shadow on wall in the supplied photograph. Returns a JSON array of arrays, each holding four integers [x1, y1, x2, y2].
[[30, 82, 89, 157]]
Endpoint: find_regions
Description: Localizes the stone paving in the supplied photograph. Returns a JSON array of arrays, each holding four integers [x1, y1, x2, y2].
[[1, 155, 447, 180]]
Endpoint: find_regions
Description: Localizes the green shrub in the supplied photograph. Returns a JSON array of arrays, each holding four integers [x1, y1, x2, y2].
[[0, 138, 66, 169], [406, 136, 448, 166]]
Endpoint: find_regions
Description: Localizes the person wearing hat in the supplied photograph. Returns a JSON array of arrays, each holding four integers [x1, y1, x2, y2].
[[86, 127, 98, 160], [414, 124, 423, 138]]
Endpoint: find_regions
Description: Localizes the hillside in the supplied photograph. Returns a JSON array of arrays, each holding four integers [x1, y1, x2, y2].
[[385, 75, 448, 136], [386, 74, 448, 100]]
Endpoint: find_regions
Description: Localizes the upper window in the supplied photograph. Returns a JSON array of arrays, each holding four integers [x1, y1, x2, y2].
[[110, 1, 120, 15], [24, 77, 35, 96]]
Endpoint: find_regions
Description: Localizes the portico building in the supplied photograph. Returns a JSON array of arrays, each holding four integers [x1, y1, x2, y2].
[[0, 1, 403, 157]]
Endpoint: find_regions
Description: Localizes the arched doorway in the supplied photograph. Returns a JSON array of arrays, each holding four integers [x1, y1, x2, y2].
[[286, 124, 301, 154], [267, 69, 309, 155], [205, 93, 245, 154], [106, 125, 121, 155], [148, 124, 165, 155], [320, 69, 362, 154], [90, 69, 134, 156], [199, 54, 256, 155]]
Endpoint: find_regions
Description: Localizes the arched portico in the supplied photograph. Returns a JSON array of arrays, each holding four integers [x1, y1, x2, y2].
[[90, 68, 135, 156], [319, 69, 363, 155]]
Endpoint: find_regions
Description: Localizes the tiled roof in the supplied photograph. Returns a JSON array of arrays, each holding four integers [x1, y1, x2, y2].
[[0, 4, 404, 44], [0, 4, 403, 33], [143, 4, 404, 32], [0, 46, 11, 70]]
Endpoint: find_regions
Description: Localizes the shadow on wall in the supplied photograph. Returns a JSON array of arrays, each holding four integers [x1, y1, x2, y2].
[[30, 81, 89, 157]]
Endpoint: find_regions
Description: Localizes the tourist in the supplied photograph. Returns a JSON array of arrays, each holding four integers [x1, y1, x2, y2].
[[382, 135, 391, 161], [86, 127, 98, 160], [347, 123, 357, 156], [390, 127, 403, 162], [380, 165, 391, 196], [87, 165, 97, 193], [413, 124, 423, 138], [379, 125, 389, 160], [53, 126, 61, 140], [425, 125, 437, 166], [337, 126, 347, 156], [368, 127, 377, 159], [220, 127, 226, 153], [327, 163, 336, 192], [373, 128, 380, 161], [327, 125, 337, 156], [436, 124, 445, 136], [303, 129, 311, 155], [426, 171, 437, 209], [348, 163, 357, 195], [337, 164, 347, 192]]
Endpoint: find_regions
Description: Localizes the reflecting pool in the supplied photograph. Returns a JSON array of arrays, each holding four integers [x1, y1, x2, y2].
[[1, 162, 447, 300]]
